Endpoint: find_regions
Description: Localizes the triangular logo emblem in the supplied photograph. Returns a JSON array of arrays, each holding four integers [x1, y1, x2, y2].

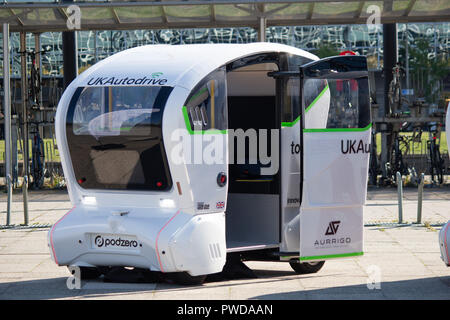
[[325, 221, 341, 235]]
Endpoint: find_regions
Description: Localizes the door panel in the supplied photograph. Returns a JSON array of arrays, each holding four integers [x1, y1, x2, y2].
[[299, 56, 371, 262]]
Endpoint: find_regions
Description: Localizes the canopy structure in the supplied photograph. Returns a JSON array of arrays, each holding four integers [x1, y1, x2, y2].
[[0, 0, 449, 33]]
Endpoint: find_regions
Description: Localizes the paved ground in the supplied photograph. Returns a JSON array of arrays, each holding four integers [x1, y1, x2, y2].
[[0, 186, 449, 300]]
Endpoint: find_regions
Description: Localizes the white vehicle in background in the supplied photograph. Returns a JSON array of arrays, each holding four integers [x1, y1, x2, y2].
[[446, 101, 450, 156], [48, 43, 371, 284], [440, 103, 450, 267]]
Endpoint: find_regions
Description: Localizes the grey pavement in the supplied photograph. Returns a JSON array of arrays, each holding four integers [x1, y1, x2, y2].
[[0, 187, 449, 300]]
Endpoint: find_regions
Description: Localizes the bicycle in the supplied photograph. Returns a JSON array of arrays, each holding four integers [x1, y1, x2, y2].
[[29, 123, 46, 189], [427, 125, 444, 185], [390, 133, 409, 178], [388, 63, 409, 115], [17, 49, 48, 110], [386, 126, 422, 186]]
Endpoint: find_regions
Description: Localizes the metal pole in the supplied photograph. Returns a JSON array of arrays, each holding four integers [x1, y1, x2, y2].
[[20, 32, 29, 226], [396, 171, 403, 224], [405, 24, 410, 94], [35, 33, 44, 140], [383, 23, 398, 114], [94, 30, 97, 63], [3, 23, 12, 226], [62, 29, 78, 89], [417, 172, 425, 224], [258, 16, 266, 42]]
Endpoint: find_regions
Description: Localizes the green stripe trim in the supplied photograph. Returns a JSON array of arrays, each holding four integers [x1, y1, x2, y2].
[[303, 123, 372, 133], [281, 117, 300, 128], [300, 251, 364, 261], [182, 106, 227, 135], [281, 84, 329, 128], [305, 84, 329, 113]]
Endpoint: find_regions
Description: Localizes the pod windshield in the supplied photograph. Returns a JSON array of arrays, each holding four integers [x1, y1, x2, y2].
[[66, 86, 173, 191]]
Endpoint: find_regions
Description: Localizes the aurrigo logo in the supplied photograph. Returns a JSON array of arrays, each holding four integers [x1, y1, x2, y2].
[[325, 221, 341, 235]]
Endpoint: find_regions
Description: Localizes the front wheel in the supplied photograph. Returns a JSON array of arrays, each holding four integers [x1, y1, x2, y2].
[[67, 266, 102, 280], [169, 272, 207, 285], [289, 261, 325, 274]]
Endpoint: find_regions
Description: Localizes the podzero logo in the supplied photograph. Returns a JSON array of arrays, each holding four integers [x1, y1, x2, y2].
[[325, 221, 341, 235], [94, 235, 138, 248], [94, 235, 104, 247]]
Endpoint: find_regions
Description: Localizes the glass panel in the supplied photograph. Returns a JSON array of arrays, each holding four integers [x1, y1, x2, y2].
[[313, 2, 361, 18], [215, 4, 256, 20], [410, 0, 450, 15], [66, 86, 173, 191], [115, 6, 162, 21], [72, 86, 161, 137], [185, 68, 227, 131], [14, 9, 59, 25], [313, 78, 371, 129], [80, 8, 115, 23], [165, 5, 211, 22], [265, 3, 309, 19]]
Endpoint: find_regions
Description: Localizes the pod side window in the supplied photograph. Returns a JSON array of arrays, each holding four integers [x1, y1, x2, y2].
[[282, 78, 328, 124], [184, 68, 227, 133], [324, 78, 371, 129]]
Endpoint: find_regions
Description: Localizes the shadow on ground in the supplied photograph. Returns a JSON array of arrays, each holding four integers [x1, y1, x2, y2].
[[0, 267, 332, 300], [251, 276, 450, 300], [0, 267, 448, 300]]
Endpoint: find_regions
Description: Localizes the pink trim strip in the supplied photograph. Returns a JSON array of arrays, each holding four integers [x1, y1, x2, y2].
[[50, 206, 76, 265], [155, 210, 180, 273], [445, 222, 450, 265]]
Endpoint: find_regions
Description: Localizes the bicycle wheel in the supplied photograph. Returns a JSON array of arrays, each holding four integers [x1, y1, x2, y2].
[[29, 67, 41, 107], [388, 81, 395, 113], [429, 142, 443, 185], [434, 148, 444, 184]]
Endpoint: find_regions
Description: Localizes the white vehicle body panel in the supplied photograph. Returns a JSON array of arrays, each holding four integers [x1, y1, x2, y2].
[[446, 102, 450, 156], [439, 220, 450, 266], [300, 129, 370, 261]]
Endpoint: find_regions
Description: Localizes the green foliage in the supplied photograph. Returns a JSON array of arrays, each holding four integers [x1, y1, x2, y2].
[[408, 39, 450, 103], [375, 131, 448, 155], [315, 43, 340, 59]]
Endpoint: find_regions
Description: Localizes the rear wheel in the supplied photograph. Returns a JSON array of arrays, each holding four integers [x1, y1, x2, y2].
[[67, 266, 102, 280], [170, 272, 207, 286], [289, 261, 325, 274]]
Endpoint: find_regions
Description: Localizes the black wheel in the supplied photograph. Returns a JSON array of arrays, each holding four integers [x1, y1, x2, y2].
[[429, 143, 444, 184], [169, 272, 207, 285], [68, 266, 102, 280], [289, 261, 325, 274], [435, 149, 444, 184], [434, 164, 444, 185]]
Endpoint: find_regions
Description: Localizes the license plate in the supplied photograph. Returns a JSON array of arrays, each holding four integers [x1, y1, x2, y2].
[[91, 234, 139, 250]]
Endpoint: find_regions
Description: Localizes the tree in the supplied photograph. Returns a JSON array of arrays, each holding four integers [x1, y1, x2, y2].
[[408, 39, 449, 104], [314, 43, 340, 59]]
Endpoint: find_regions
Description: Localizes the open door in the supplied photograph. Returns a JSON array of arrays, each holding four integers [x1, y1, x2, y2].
[[299, 56, 371, 262]]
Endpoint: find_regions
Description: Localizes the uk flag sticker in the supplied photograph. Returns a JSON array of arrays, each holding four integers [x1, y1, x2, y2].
[[216, 201, 225, 209]]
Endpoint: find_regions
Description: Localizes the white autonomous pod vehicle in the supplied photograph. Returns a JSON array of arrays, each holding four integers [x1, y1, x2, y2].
[[49, 43, 371, 284], [440, 103, 450, 267]]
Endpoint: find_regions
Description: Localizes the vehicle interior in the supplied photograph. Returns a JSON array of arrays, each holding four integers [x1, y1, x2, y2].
[[225, 57, 282, 253]]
